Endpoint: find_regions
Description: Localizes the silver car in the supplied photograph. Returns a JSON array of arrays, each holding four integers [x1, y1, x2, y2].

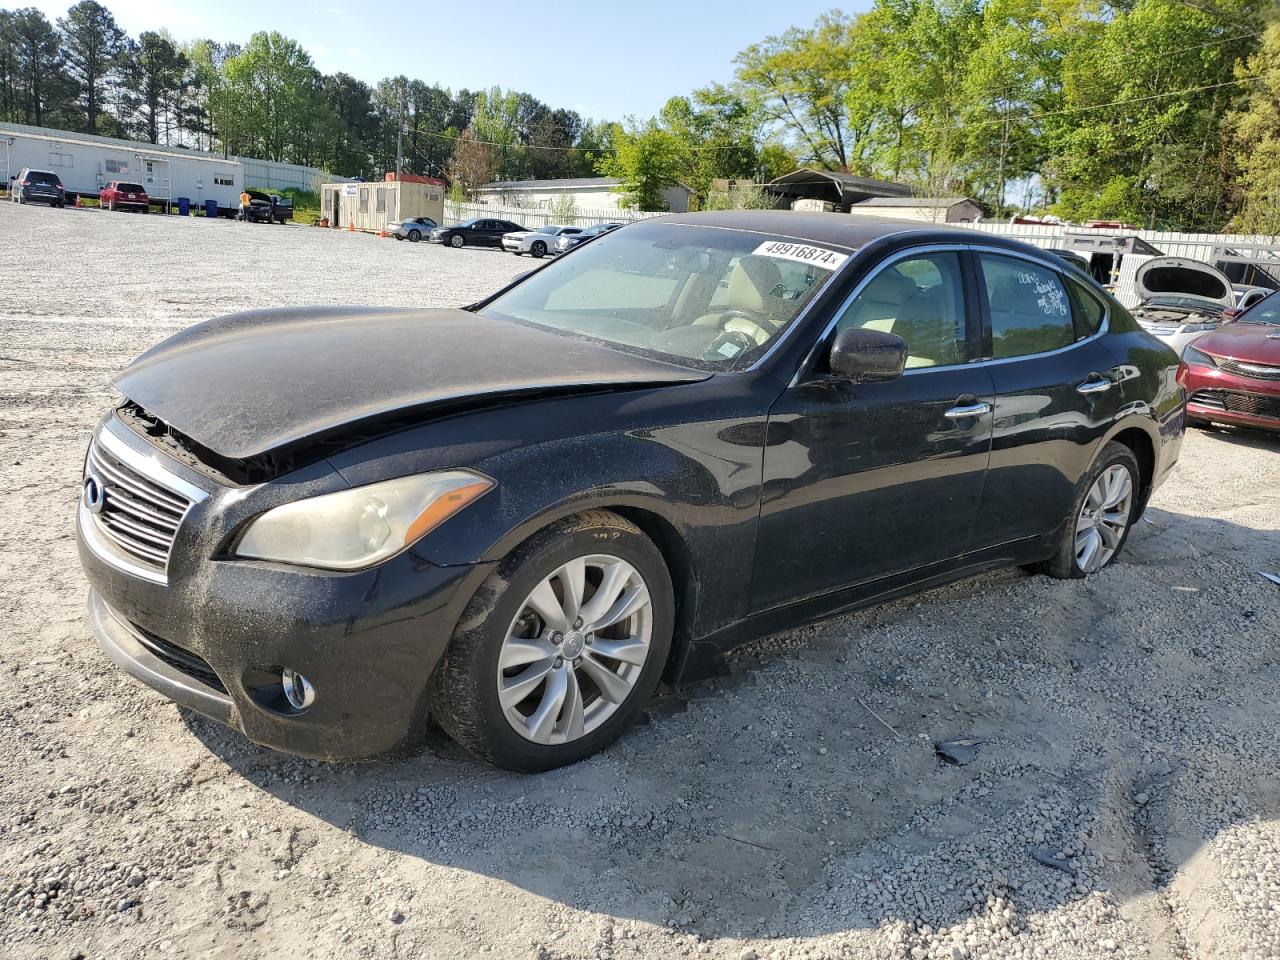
[[388, 217, 438, 242], [502, 225, 582, 258]]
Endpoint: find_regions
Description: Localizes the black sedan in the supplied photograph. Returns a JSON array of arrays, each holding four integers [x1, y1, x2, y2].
[[77, 212, 1184, 772], [429, 217, 526, 248]]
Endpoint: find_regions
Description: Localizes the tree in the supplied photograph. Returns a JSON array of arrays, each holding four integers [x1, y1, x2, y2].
[[596, 120, 683, 210], [222, 32, 330, 164], [57, 1, 125, 133], [448, 126, 497, 193], [734, 11, 863, 170], [659, 85, 761, 207], [6, 7, 72, 126], [127, 31, 186, 143], [1228, 23, 1280, 236]]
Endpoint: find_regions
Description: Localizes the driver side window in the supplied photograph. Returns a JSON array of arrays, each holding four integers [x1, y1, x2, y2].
[[833, 252, 967, 368]]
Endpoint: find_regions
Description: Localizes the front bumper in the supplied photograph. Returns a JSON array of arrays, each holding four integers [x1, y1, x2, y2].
[[78, 419, 495, 759], [1179, 362, 1280, 433], [501, 239, 523, 252]]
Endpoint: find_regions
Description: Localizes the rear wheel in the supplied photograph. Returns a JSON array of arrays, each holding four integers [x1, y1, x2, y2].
[[431, 510, 673, 771], [1032, 442, 1140, 579], [108, 200, 115, 212]]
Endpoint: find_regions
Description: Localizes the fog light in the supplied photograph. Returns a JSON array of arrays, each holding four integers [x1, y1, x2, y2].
[[281, 668, 315, 710]]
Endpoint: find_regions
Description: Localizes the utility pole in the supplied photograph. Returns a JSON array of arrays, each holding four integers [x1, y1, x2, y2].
[[395, 121, 403, 178]]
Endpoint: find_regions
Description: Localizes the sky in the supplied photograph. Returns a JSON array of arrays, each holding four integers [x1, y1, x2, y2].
[[31, 0, 867, 120]]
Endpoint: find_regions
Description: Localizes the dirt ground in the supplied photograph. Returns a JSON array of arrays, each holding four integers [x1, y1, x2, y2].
[[1, 201, 1278, 960]]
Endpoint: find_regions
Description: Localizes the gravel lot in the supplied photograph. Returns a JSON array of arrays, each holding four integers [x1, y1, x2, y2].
[[1, 201, 1278, 960]]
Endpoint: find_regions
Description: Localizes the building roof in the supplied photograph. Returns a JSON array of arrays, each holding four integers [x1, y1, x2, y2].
[[853, 196, 979, 208], [769, 169, 914, 198], [0, 120, 240, 166]]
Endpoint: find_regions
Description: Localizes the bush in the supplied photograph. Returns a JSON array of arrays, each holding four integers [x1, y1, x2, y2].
[[550, 193, 578, 223]]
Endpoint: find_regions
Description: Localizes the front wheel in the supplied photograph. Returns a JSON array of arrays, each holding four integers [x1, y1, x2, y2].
[[530, 240, 546, 258], [450, 234, 465, 248], [408, 230, 420, 242], [1032, 441, 1140, 579], [431, 510, 673, 772]]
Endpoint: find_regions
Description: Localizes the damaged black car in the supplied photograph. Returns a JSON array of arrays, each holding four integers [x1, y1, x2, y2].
[[78, 212, 1184, 771]]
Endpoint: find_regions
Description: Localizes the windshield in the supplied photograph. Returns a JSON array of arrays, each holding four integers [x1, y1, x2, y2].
[[117, 183, 144, 192], [535, 226, 560, 235], [1241, 294, 1280, 325], [28, 171, 60, 185], [480, 221, 848, 370], [1143, 295, 1225, 314]]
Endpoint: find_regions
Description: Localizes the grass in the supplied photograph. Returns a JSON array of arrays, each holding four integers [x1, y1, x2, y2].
[[253, 187, 322, 225]]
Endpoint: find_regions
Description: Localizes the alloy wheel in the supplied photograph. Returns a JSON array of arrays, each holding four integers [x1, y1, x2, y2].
[[1075, 464, 1133, 573], [496, 554, 653, 745]]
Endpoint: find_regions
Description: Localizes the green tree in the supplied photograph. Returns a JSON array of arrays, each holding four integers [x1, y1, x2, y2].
[[222, 32, 331, 164], [1228, 24, 1280, 236], [596, 120, 683, 210], [127, 31, 186, 143], [734, 11, 863, 170], [57, 1, 125, 134], [5, 7, 73, 126]]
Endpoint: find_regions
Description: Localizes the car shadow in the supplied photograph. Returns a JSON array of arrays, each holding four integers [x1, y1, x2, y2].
[[1187, 422, 1280, 451], [184, 504, 1280, 946]]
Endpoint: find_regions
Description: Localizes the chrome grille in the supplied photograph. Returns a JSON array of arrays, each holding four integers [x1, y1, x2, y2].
[[86, 438, 192, 570], [1215, 357, 1280, 381]]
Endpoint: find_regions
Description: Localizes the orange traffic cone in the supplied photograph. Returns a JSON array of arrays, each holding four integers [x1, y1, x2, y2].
[[379, 227, 387, 238], [75, 195, 82, 207], [348, 220, 354, 232]]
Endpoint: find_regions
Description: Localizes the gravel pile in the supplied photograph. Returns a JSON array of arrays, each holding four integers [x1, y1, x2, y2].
[[0, 201, 1277, 959]]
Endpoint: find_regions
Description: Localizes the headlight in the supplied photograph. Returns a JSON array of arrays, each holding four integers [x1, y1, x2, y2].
[[1181, 343, 1217, 368], [1180, 322, 1218, 333], [234, 471, 492, 570]]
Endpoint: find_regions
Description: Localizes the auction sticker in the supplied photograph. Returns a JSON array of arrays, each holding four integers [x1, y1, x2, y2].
[[752, 240, 848, 269]]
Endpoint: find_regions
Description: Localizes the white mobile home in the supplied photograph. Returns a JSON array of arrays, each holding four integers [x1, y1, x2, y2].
[[1, 121, 244, 213]]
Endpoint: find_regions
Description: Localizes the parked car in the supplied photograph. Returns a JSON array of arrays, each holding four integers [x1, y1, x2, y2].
[[242, 190, 293, 224], [502, 225, 583, 258], [388, 216, 438, 242], [99, 181, 149, 212], [555, 221, 625, 254], [1231, 284, 1272, 313], [1178, 290, 1280, 432], [1129, 256, 1235, 355], [10, 168, 65, 207], [77, 211, 1183, 772], [1046, 248, 1091, 274], [429, 218, 526, 248]]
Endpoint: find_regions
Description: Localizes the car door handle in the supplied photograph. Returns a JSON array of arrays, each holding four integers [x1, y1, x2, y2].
[[1076, 375, 1114, 395], [943, 401, 992, 419]]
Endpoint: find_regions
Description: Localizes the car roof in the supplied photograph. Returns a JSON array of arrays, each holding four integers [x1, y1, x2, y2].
[[651, 209, 1001, 253]]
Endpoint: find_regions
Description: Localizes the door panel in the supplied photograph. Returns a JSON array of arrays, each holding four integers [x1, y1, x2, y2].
[[751, 249, 994, 611], [968, 253, 1127, 548]]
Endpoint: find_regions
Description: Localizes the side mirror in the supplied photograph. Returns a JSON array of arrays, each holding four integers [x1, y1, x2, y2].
[[829, 327, 907, 382]]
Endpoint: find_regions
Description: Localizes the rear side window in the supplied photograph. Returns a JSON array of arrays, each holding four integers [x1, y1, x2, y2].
[[1068, 279, 1106, 338], [979, 255, 1074, 359]]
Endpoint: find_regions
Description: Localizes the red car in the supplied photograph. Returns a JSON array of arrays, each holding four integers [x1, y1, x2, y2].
[[1177, 292, 1280, 433], [99, 180, 149, 212]]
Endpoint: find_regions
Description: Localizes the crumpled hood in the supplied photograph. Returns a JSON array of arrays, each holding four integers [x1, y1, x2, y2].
[[114, 306, 709, 461]]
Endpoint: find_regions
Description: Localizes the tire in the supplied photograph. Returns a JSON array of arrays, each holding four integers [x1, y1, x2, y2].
[[450, 233, 464, 248], [1031, 441, 1141, 580], [1187, 416, 1214, 430], [108, 200, 115, 212], [530, 240, 546, 259], [431, 510, 674, 772], [408, 230, 420, 242]]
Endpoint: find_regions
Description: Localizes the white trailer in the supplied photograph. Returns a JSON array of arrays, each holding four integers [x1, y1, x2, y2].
[[1, 121, 245, 214]]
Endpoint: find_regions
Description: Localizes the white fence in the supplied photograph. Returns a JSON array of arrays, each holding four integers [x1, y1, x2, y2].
[[444, 201, 666, 229], [968, 221, 1280, 261]]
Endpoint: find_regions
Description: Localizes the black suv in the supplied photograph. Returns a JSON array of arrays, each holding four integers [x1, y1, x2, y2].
[[11, 168, 66, 207]]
